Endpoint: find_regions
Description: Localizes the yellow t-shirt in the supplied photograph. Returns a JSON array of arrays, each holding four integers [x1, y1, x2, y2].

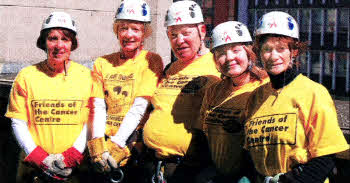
[[201, 77, 269, 176], [92, 50, 163, 136], [5, 61, 93, 154], [143, 52, 221, 158], [243, 74, 349, 176]]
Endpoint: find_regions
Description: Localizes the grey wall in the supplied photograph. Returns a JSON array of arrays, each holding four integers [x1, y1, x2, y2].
[[0, 0, 172, 73]]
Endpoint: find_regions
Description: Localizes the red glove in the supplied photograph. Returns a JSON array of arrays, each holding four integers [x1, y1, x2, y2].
[[24, 146, 49, 169], [62, 147, 84, 168]]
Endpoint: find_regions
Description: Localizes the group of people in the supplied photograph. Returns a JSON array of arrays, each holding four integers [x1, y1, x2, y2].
[[5, 0, 349, 183]]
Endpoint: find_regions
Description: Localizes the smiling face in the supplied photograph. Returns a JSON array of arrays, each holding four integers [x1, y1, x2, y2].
[[214, 43, 250, 78], [46, 29, 72, 67], [117, 20, 145, 53], [260, 36, 295, 75], [167, 24, 202, 63]]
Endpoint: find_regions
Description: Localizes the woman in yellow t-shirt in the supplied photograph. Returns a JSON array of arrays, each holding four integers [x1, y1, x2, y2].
[[198, 21, 268, 183], [142, 1, 221, 183], [87, 0, 163, 182], [5, 12, 92, 182], [244, 11, 349, 183]]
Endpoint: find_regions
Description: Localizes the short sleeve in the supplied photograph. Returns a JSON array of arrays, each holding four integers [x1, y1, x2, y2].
[[136, 52, 164, 97], [5, 71, 29, 122], [306, 87, 349, 158], [91, 58, 105, 99]]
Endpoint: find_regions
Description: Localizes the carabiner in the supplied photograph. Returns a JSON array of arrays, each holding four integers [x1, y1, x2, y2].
[[151, 160, 165, 183], [110, 168, 124, 183]]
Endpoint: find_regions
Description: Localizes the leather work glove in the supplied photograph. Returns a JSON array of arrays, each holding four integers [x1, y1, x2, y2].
[[264, 173, 284, 183], [88, 137, 118, 172], [43, 154, 73, 178], [24, 146, 72, 181], [52, 154, 66, 170], [106, 138, 131, 167]]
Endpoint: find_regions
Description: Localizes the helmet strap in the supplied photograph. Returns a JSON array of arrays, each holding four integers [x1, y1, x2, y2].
[[64, 60, 68, 76], [248, 60, 253, 71], [289, 53, 294, 68], [196, 25, 205, 56], [197, 41, 204, 56]]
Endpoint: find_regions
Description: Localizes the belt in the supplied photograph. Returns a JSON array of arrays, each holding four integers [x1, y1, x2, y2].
[[158, 155, 184, 165]]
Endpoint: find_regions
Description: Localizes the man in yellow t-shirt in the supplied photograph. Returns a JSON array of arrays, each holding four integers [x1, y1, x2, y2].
[[142, 1, 220, 183], [143, 52, 220, 158]]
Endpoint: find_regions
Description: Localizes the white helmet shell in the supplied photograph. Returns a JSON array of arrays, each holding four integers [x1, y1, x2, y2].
[[41, 12, 76, 34], [255, 11, 299, 39], [165, 0, 204, 27], [115, 0, 151, 22], [211, 21, 252, 50]]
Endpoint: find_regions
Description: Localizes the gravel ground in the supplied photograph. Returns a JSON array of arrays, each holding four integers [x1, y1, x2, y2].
[[334, 100, 350, 134], [334, 99, 350, 143]]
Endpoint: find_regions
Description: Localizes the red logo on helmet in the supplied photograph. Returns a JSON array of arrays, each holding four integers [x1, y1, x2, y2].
[[127, 9, 135, 14], [175, 12, 182, 23], [176, 17, 182, 22], [224, 32, 231, 42], [269, 20, 277, 28], [57, 18, 66, 23]]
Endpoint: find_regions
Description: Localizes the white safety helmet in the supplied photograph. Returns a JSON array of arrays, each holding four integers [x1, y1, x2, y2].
[[255, 11, 299, 39], [165, 0, 204, 27], [115, 0, 151, 22], [41, 11, 77, 34], [211, 21, 252, 50]]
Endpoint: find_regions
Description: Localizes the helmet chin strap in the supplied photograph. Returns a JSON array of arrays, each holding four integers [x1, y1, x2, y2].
[[196, 24, 206, 56], [64, 60, 68, 76], [289, 53, 295, 68]]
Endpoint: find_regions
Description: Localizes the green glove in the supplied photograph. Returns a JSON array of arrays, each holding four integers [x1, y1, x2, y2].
[[237, 176, 251, 183]]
